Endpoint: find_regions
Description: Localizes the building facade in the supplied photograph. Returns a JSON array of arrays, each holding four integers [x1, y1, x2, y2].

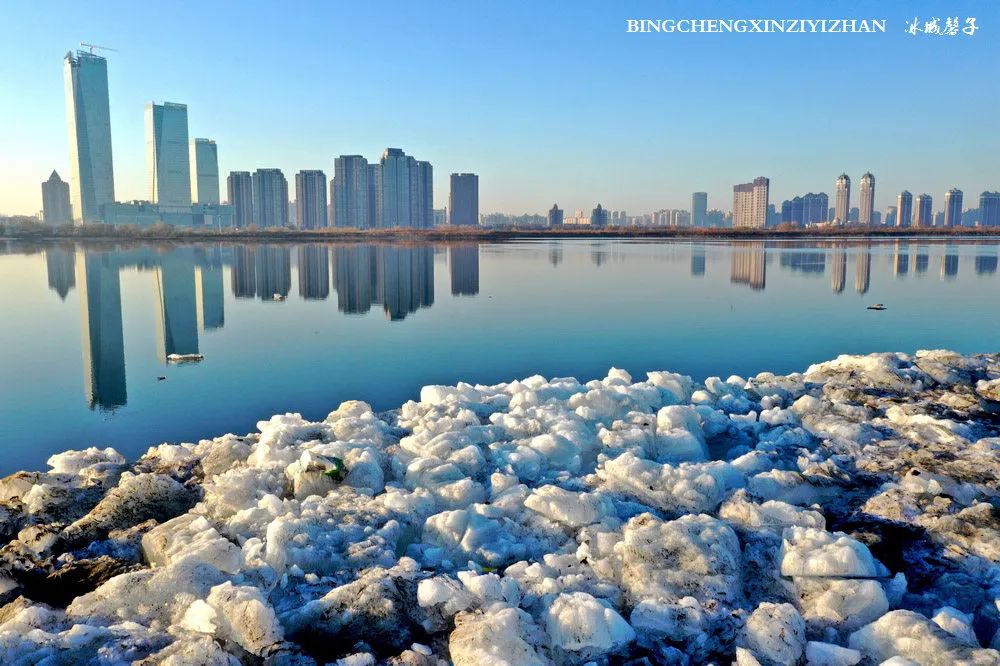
[[333, 156, 370, 228], [732, 177, 769, 228], [145, 102, 192, 211], [548, 204, 564, 227], [227, 171, 253, 227], [591, 204, 609, 227], [380, 148, 411, 227], [914, 194, 933, 227], [410, 160, 433, 229], [448, 173, 479, 226], [944, 188, 963, 228], [252, 169, 289, 227], [41, 170, 72, 225], [295, 170, 328, 229], [834, 173, 851, 224], [980, 192, 1000, 227], [859, 172, 875, 225], [691, 192, 708, 228], [896, 191, 913, 227], [64, 50, 116, 223], [190, 139, 220, 205]]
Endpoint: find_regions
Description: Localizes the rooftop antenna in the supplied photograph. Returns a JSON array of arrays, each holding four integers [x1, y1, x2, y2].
[[79, 42, 118, 55]]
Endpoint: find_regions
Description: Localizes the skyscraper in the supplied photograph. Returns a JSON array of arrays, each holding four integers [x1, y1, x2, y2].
[[252, 169, 289, 227], [41, 171, 72, 224], [548, 204, 564, 227], [732, 177, 769, 229], [227, 171, 253, 227], [591, 204, 609, 227], [981, 192, 1000, 227], [380, 148, 411, 227], [367, 163, 382, 228], [884, 205, 897, 226], [189, 139, 220, 205], [944, 188, 963, 228], [145, 102, 192, 210], [295, 170, 328, 229], [449, 174, 479, 226], [691, 192, 708, 228], [914, 194, 933, 227], [64, 50, 115, 223], [859, 172, 875, 225], [896, 191, 913, 227], [834, 174, 850, 224], [410, 160, 433, 228], [333, 156, 370, 228]]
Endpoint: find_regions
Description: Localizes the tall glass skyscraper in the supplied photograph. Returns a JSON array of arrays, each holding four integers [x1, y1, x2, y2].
[[859, 172, 875, 225], [380, 148, 412, 227], [943, 188, 963, 228], [252, 169, 289, 227], [190, 138, 220, 204], [449, 173, 479, 226], [64, 50, 116, 223], [295, 170, 328, 229], [691, 192, 707, 228], [145, 102, 192, 210], [834, 174, 851, 225]]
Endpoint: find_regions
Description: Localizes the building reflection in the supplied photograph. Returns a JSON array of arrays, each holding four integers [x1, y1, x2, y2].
[[195, 247, 225, 330], [975, 253, 998, 275], [914, 252, 929, 274], [231, 246, 257, 298], [779, 249, 825, 274], [549, 248, 563, 267], [298, 246, 330, 300], [76, 249, 126, 410], [449, 244, 480, 296], [730, 242, 766, 291], [893, 242, 909, 277], [45, 246, 76, 300], [830, 246, 846, 293], [256, 246, 292, 300], [154, 248, 200, 361], [690, 243, 705, 277], [855, 246, 871, 294], [941, 246, 958, 279], [332, 245, 434, 319]]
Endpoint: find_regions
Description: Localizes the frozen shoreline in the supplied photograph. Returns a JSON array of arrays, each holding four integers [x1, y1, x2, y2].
[[1, 350, 999, 664]]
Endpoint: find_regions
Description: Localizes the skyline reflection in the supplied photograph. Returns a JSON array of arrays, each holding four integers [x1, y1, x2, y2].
[[10, 239, 995, 414]]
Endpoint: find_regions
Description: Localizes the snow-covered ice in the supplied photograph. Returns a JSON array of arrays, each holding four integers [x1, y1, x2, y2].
[[1, 349, 1000, 664]]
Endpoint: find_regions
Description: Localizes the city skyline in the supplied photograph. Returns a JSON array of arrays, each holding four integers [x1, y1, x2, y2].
[[2, 1, 998, 217]]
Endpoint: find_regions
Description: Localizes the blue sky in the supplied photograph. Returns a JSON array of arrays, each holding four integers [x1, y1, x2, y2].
[[1, 0, 997, 216]]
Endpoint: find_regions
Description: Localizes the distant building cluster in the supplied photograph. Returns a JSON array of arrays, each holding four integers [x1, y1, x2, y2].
[[37, 48, 1000, 232]]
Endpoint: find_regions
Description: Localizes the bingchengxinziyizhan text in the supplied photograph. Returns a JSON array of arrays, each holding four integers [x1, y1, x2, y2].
[[625, 18, 980, 35]]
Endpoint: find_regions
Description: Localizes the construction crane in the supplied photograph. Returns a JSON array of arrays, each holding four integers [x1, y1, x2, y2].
[[79, 42, 118, 55]]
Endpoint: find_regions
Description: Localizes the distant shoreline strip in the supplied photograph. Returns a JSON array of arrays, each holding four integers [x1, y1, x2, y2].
[[626, 19, 888, 34]]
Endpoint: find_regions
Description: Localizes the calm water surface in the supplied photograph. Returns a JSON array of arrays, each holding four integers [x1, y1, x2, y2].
[[1, 237, 998, 473]]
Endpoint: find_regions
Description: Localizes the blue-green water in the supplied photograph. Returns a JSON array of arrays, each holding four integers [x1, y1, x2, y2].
[[1, 237, 997, 473]]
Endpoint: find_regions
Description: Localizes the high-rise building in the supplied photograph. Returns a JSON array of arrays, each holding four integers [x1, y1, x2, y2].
[[295, 170, 327, 229], [189, 139, 220, 205], [333, 156, 370, 228], [834, 174, 850, 224], [548, 204, 564, 226], [410, 160, 433, 228], [64, 50, 115, 223], [252, 169, 289, 227], [781, 192, 828, 226], [944, 188, 963, 228], [981, 192, 1000, 227], [41, 170, 72, 225], [227, 171, 253, 227], [380, 148, 411, 227], [367, 163, 382, 228], [732, 177, 769, 228], [591, 204, 609, 227], [884, 205, 897, 226], [449, 173, 479, 226], [914, 194, 933, 227], [896, 191, 913, 227], [859, 172, 875, 225], [145, 102, 192, 211], [433, 209, 447, 226], [691, 192, 708, 228]]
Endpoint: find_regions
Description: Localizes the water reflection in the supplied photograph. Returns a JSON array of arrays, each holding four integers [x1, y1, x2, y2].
[[13, 238, 997, 422], [731, 242, 766, 290]]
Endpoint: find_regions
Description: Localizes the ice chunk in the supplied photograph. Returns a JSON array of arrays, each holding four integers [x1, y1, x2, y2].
[[796, 578, 889, 633], [849, 609, 1000, 666], [523, 485, 612, 528], [141, 514, 242, 573], [805, 641, 861, 666], [932, 606, 980, 647], [780, 527, 889, 578], [741, 602, 806, 666], [449, 607, 547, 666], [543, 591, 634, 655]]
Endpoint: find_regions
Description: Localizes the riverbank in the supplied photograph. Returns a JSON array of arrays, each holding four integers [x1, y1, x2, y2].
[[3, 219, 1000, 244], [1, 350, 999, 663]]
